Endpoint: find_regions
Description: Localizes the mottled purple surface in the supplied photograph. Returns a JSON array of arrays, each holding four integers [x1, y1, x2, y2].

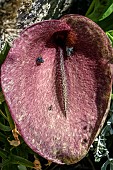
[[1, 15, 112, 164]]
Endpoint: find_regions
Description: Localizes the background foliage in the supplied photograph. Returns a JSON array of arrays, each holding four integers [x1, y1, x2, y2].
[[0, 0, 113, 169]]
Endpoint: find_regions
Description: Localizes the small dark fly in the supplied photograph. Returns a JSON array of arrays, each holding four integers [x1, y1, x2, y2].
[[36, 57, 44, 65], [66, 47, 74, 57]]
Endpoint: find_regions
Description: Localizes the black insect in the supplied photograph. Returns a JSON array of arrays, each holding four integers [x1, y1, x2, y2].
[[66, 47, 74, 57], [48, 105, 53, 111], [36, 57, 44, 65]]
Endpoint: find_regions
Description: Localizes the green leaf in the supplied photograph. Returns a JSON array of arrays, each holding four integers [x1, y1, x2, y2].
[[9, 154, 34, 168], [0, 91, 5, 104], [0, 122, 11, 131], [4, 102, 15, 130], [110, 163, 113, 170], [0, 131, 7, 142], [14, 143, 29, 159], [2, 164, 19, 170], [17, 165, 27, 170], [2, 159, 11, 168], [0, 163, 3, 168], [86, 0, 113, 22], [106, 30, 113, 46], [96, 12, 113, 31], [1, 162, 19, 170], [0, 109, 8, 121], [100, 2, 113, 21], [0, 42, 10, 65], [109, 128, 113, 135], [1, 154, 34, 169], [101, 160, 109, 170], [111, 94, 113, 100], [0, 149, 9, 159]]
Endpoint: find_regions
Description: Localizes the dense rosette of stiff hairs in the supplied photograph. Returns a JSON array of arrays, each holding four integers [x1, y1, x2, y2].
[[1, 15, 113, 164]]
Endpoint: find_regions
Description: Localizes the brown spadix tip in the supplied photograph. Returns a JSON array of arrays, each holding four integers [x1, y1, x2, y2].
[[53, 30, 76, 47], [1, 15, 112, 164]]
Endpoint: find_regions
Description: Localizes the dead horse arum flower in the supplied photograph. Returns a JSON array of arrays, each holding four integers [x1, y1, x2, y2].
[[1, 14, 113, 164]]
